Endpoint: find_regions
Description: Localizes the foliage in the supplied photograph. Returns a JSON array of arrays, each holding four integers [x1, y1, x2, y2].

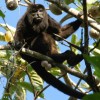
[[0, 0, 100, 100], [84, 55, 100, 78], [0, 10, 5, 18], [83, 93, 100, 100]]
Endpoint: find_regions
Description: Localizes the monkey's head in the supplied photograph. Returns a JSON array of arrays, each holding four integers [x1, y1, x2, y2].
[[26, 4, 48, 25]]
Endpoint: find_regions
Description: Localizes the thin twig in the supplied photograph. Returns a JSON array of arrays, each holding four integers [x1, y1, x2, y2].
[[19, 2, 28, 6], [14, 42, 27, 56], [24, 0, 32, 5], [33, 0, 35, 4], [53, 33, 82, 51], [74, 68, 87, 90], [89, 39, 100, 52]]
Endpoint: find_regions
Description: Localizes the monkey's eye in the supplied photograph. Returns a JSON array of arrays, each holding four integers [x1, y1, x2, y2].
[[38, 9, 43, 12], [32, 9, 37, 13]]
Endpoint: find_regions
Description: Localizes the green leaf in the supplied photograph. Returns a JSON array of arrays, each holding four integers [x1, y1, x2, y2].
[[2, 93, 10, 100], [49, 3, 62, 15], [89, 46, 100, 55], [71, 34, 79, 54], [64, 0, 74, 4], [18, 81, 44, 98], [86, 0, 98, 4], [71, 34, 77, 44], [84, 55, 100, 77], [80, 83, 89, 89], [13, 85, 26, 100], [0, 32, 5, 41], [0, 10, 5, 18], [0, 51, 6, 58], [83, 93, 100, 100], [17, 82, 33, 93], [84, 55, 100, 67], [28, 67, 43, 88], [50, 67, 61, 76]]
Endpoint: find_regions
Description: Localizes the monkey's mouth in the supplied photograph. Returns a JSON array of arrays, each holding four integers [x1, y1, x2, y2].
[[36, 17, 43, 20], [33, 17, 43, 23]]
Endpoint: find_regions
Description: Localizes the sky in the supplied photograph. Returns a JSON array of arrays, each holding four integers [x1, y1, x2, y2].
[[0, 0, 84, 100]]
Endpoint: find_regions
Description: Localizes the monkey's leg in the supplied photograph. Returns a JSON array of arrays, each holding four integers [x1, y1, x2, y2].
[[49, 50, 83, 66]]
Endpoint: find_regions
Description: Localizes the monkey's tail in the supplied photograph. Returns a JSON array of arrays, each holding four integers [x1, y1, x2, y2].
[[31, 61, 85, 99]]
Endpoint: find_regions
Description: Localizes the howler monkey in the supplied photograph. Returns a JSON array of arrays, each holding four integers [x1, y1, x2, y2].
[[14, 4, 84, 98]]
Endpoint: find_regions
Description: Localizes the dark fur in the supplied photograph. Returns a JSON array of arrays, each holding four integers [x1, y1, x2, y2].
[[14, 4, 84, 98]]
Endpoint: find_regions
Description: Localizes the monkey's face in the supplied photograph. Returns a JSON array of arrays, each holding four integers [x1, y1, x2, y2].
[[27, 4, 47, 24]]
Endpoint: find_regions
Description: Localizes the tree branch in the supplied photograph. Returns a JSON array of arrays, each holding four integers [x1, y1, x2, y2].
[[21, 48, 87, 80], [83, 0, 99, 92], [46, 0, 100, 32], [0, 45, 87, 80]]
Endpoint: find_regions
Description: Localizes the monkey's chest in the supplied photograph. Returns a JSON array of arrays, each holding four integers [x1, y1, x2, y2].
[[26, 34, 57, 55]]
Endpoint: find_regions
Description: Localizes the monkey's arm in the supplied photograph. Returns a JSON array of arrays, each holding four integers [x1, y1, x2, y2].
[[59, 19, 82, 39], [14, 15, 28, 49], [47, 15, 61, 34], [49, 50, 83, 66], [14, 13, 29, 42], [47, 15, 82, 40]]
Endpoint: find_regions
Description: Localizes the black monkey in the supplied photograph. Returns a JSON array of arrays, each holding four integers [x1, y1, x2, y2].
[[14, 4, 84, 98]]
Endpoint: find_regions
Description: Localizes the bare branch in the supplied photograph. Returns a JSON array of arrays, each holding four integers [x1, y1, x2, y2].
[[46, 0, 100, 32], [83, 0, 99, 92], [53, 33, 82, 51], [0, 45, 87, 80], [21, 48, 87, 80], [24, 0, 32, 5], [19, 2, 28, 6]]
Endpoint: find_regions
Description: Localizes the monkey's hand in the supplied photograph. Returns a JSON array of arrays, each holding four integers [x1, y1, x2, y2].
[[8, 40, 25, 50]]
